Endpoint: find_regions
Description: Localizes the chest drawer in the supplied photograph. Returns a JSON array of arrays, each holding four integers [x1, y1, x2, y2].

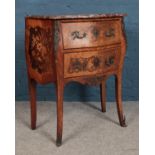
[[61, 20, 121, 50], [64, 47, 120, 78]]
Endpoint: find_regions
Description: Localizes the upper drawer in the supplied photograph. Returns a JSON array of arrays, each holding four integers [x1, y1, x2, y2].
[[61, 20, 121, 49]]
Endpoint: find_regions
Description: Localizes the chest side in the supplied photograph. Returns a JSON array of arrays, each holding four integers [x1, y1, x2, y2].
[[25, 18, 56, 83]]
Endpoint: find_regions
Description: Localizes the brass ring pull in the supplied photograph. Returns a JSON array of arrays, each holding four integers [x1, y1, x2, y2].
[[71, 31, 87, 40]]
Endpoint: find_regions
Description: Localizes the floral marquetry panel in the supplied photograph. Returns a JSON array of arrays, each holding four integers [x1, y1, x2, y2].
[[29, 26, 52, 73], [25, 19, 55, 83]]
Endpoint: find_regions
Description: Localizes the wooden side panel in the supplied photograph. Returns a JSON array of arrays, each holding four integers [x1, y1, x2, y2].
[[61, 20, 121, 50], [64, 47, 121, 78], [25, 18, 56, 84]]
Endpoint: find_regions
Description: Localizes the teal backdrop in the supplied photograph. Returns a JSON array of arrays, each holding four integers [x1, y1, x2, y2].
[[15, 0, 139, 101]]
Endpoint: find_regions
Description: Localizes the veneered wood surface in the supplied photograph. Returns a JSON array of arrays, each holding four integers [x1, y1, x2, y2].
[[25, 19, 56, 84], [64, 47, 120, 78], [61, 20, 121, 49]]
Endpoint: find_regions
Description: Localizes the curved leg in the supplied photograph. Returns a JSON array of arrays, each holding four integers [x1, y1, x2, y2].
[[115, 74, 127, 127], [56, 82, 64, 146], [100, 80, 106, 112], [28, 78, 37, 130]]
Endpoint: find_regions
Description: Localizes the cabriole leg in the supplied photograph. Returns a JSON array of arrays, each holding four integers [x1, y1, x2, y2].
[[100, 80, 106, 112], [28, 78, 37, 130], [56, 82, 64, 146], [115, 74, 127, 127]]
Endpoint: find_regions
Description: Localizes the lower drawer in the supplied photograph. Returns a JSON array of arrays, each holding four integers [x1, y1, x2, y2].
[[64, 47, 120, 78]]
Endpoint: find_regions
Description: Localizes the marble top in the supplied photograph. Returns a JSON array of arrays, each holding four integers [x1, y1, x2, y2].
[[26, 13, 127, 20]]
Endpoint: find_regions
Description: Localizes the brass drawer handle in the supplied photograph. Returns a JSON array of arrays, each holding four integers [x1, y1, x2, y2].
[[105, 56, 115, 67], [104, 28, 115, 37], [71, 31, 87, 40], [68, 56, 101, 73]]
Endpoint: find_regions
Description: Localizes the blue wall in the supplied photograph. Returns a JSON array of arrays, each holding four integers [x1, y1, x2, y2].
[[15, 0, 139, 101]]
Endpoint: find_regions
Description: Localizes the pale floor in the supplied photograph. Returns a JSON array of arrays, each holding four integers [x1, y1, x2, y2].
[[16, 101, 139, 155]]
